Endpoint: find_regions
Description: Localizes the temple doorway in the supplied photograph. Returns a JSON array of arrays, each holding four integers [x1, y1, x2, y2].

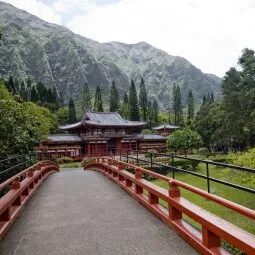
[[108, 139, 116, 154]]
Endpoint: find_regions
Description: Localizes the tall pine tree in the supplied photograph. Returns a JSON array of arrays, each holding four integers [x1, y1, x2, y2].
[[129, 80, 140, 121], [139, 77, 148, 121], [187, 90, 194, 119], [7, 76, 15, 94], [147, 101, 153, 128], [172, 83, 182, 125], [152, 99, 159, 126], [20, 80, 27, 101], [30, 86, 37, 102], [109, 80, 120, 112], [93, 86, 104, 112], [121, 93, 129, 119], [81, 82, 92, 112], [68, 97, 77, 124]]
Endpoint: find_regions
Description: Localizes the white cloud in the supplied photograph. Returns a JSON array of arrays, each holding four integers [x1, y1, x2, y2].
[[3, 0, 255, 76], [67, 0, 255, 76], [3, 0, 62, 25]]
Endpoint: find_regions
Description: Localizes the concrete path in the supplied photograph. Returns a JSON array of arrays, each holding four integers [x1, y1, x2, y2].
[[0, 168, 197, 255]]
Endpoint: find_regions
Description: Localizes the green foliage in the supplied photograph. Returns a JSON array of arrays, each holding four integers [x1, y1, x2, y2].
[[167, 128, 203, 154], [141, 129, 153, 134], [109, 80, 120, 112], [147, 101, 153, 128], [129, 80, 140, 121], [81, 82, 92, 112], [196, 49, 255, 149], [198, 147, 209, 155], [170, 159, 199, 170], [57, 157, 74, 164], [145, 149, 157, 158], [120, 93, 129, 119], [228, 148, 255, 168], [172, 83, 182, 125], [152, 99, 159, 126], [93, 86, 104, 112], [187, 90, 194, 119], [56, 107, 69, 125], [139, 77, 148, 121], [68, 97, 77, 123], [0, 84, 56, 158]]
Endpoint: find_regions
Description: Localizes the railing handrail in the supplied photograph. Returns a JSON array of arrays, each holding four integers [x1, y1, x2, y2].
[[0, 160, 58, 191], [97, 157, 255, 220], [155, 152, 255, 174]]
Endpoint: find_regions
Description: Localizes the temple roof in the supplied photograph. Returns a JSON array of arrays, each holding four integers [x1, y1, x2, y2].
[[59, 112, 147, 130], [152, 124, 179, 130], [136, 134, 166, 141], [46, 134, 82, 143]]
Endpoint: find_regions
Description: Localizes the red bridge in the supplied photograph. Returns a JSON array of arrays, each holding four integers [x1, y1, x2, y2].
[[0, 158, 254, 255]]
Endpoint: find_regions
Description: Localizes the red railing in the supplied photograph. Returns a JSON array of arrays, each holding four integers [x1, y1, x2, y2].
[[84, 157, 255, 255], [0, 160, 59, 240]]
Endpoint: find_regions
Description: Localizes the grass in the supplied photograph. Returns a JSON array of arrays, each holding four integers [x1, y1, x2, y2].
[[60, 162, 82, 168], [150, 163, 255, 234]]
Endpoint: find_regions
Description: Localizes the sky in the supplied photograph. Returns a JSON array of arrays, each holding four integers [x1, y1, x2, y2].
[[2, 0, 255, 77]]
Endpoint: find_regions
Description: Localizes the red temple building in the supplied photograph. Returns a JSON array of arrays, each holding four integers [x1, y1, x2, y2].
[[36, 112, 169, 158]]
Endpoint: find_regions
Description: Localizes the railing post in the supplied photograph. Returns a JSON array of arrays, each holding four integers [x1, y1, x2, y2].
[[168, 180, 182, 220], [135, 168, 143, 194], [202, 227, 221, 249], [127, 151, 129, 164], [206, 162, 210, 193]]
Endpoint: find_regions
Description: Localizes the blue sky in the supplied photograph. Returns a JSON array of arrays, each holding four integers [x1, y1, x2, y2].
[[3, 0, 255, 77]]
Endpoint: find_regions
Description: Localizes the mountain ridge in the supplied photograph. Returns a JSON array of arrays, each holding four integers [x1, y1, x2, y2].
[[0, 1, 221, 110]]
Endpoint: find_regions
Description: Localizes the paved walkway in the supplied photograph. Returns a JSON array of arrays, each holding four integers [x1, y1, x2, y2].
[[0, 168, 197, 255]]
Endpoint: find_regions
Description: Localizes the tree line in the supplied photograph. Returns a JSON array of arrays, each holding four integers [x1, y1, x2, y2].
[[2, 76, 62, 111], [68, 78, 161, 127], [196, 48, 255, 150]]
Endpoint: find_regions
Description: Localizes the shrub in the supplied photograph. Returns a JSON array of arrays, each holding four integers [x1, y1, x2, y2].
[[57, 157, 73, 164], [141, 129, 153, 134], [170, 159, 198, 170], [145, 149, 157, 158], [198, 147, 209, 155], [81, 157, 93, 166], [208, 154, 229, 164]]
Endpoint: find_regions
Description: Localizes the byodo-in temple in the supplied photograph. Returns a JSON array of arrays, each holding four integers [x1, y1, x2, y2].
[[36, 111, 179, 158]]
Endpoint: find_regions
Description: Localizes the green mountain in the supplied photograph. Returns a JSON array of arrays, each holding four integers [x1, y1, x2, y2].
[[0, 1, 221, 110]]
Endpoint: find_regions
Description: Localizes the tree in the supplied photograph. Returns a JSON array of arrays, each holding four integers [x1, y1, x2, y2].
[[152, 99, 159, 126], [0, 84, 56, 158], [172, 83, 182, 125], [56, 107, 69, 125], [147, 101, 153, 128], [19, 80, 27, 101], [167, 128, 203, 155], [6, 76, 15, 94], [68, 97, 77, 124], [187, 90, 194, 119], [120, 93, 129, 119], [81, 82, 92, 112], [93, 86, 104, 112], [129, 80, 140, 121], [30, 86, 37, 102], [109, 80, 120, 112], [139, 77, 148, 120]]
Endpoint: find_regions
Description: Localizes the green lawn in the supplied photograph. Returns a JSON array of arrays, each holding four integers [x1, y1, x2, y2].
[[151, 163, 255, 234]]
